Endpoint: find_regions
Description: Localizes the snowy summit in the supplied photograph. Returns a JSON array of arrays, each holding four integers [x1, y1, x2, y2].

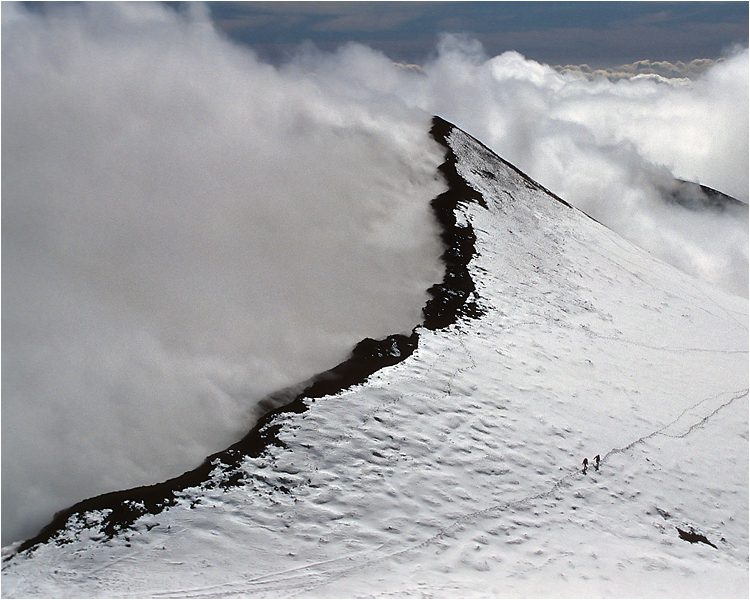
[[2, 117, 748, 598]]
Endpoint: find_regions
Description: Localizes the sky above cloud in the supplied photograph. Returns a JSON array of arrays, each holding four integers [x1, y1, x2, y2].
[[208, 1, 749, 67]]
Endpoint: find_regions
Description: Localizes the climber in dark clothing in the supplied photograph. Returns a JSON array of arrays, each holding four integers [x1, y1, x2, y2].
[[582, 457, 588, 474], [593, 455, 600, 471]]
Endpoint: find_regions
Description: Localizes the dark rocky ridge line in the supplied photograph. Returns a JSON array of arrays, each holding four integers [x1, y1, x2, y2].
[[423, 116, 486, 328], [9, 116, 486, 557]]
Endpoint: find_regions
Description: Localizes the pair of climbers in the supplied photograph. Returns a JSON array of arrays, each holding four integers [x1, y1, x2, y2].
[[582, 454, 600, 474]]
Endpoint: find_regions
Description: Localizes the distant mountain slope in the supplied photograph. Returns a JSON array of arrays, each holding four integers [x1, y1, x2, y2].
[[658, 178, 747, 213], [3, 117, 747, 598]]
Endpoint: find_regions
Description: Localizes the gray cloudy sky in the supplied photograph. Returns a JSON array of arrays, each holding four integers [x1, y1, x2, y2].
[[207, 1, 749, 67]]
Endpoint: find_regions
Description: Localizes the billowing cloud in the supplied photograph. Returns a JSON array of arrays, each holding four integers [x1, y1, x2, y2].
[[2, 2, 444, 545], [2, 3, 746, 547], [405, 35, 748, 295]]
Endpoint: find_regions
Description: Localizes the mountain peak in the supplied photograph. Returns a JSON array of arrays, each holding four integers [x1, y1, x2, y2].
[[3, 117, 747, 598]]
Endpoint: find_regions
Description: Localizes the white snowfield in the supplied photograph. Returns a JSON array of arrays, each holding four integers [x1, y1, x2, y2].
[[2, 123, 747, 598]]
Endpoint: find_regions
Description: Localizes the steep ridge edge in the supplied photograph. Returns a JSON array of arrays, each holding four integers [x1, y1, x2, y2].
[[7, 115, 487, 557]]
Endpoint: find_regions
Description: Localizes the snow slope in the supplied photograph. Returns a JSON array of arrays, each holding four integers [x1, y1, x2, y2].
[[2, 117, 747, 598]]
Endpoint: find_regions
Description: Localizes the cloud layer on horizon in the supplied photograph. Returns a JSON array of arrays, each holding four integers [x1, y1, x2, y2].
[[554, 57, 725, 81], [2, 2, 747, 546]]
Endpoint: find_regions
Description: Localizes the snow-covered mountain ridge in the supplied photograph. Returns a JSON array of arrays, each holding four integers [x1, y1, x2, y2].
[[2, 117, 747, 598]]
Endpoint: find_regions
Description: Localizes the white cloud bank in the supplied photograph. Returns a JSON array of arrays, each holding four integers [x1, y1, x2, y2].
[[2, 3, 747, 545], [411, 36, 748, 296], [2, 2, 445, 545]]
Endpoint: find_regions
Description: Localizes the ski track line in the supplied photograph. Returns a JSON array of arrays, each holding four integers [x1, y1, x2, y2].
[[583, 332, 747, 355], [492, 321, 747, 355], [586, 234, 747, 331], [147, 545, 392, 598], [148, 542, 417, 599], [603, 389, 748, 459], [679, 278, 750, 333], [86, 550, 141, 577], [656, 390, 749, 440]]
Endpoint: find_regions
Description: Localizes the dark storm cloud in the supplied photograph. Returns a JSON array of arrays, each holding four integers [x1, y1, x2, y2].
[[207, 1, 749, 66]]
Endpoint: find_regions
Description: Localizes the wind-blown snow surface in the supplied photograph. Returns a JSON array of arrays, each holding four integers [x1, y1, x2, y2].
[[3, 121, 747, 598]]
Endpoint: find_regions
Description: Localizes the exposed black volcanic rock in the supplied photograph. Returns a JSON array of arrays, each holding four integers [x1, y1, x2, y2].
[[9, 116, 485, 557], [423, 116, 485, 330], [677, 527, 719, 549]]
